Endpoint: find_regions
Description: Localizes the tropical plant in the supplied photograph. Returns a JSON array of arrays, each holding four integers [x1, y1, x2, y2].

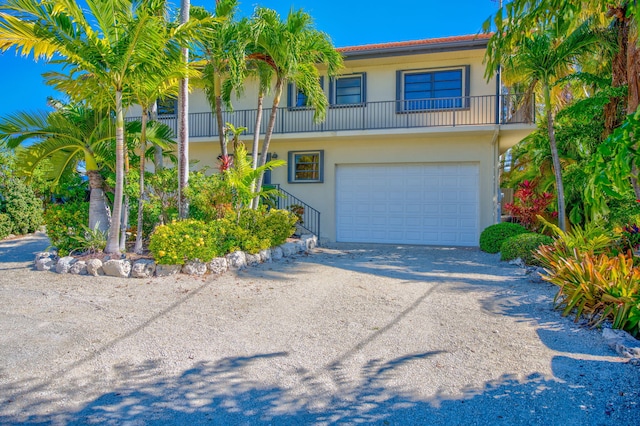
[[69, 223, 108, 254], [248, 7, 343, 208], [503, 180, 555, 231], [0, 176, 42, 235], [538, 215, 614, 256], [479, 222, 530, 253], [488, 17, 599, 231], [0, 0, 204, 253], [149, 219, 227, 265], [42, 201, 90, 256]]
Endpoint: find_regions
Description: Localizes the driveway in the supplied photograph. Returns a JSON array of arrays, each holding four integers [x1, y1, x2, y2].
[[0, 233, 638, 425]]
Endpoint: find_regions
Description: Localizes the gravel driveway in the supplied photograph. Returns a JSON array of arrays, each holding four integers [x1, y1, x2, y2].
[[0, 232, 638, 425]]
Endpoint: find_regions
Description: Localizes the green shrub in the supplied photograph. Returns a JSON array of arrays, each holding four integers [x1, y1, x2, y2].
[[0, 213, 11, 239], [0, 177, 43, 235], [264, 208, 298, 246], [479, 222, 529, 253], [186, 171, 233, 222], [43, 202, 90, 256], [149, 219, 227, 265], [500, 233, 554, 265]]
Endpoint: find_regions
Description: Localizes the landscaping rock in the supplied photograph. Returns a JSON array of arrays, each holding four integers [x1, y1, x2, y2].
[[208, 257, 228, 275], [35, 252, 57, 271], [102, 259, 132, 278], [131, 259, 156, 278], [271, 247, 283, 261], [508, 258, 525, 268], [182, 261, 207, 276], [69, 261, 88, 276], [245, 253, 261, 266], [56, 256, 77, 274], [226, 251, 247, 269], [86, 259, 103, 276], [280, 242, 298, 257], [259, 249, 272, 263], [603, 328, 640, 360], [526, 266, 546, 283], [155, 264, 181, 277]]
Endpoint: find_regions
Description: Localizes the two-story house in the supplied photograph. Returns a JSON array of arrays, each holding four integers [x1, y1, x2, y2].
[[149, 34, 534, 246]]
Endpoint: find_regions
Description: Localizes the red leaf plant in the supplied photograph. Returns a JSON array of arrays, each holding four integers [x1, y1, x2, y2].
[[504, 180, 556, 232]]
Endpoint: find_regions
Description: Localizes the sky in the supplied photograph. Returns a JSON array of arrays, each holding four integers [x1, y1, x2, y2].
[[0, 0, 502, 118]]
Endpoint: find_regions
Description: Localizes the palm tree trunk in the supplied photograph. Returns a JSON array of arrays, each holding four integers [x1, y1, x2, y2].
[[86, 169, 110, 234], [106, 90, 125, 254], [151, 101, 163, 172], [215, 75, 227, 157], [177, 0, 190, 219], [627, 34, 640, 199], [134, 110, 149, 254], [253, 78, 283, 209], [544, 84, 566, 232], [120, 144, 131, 252], [250, 92, 265, 209]]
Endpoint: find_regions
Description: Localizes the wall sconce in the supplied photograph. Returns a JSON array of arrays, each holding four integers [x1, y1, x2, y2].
[[271, 152, 278, 159]]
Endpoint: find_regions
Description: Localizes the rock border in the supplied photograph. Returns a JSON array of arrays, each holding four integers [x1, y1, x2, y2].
[[34, 234, 318, 279]]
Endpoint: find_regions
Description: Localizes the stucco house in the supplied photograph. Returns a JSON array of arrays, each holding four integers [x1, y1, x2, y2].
[[143, 33, 535, 246]]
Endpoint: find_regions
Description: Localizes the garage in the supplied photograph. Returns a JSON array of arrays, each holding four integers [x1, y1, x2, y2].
[[336, 163, 479, 246]]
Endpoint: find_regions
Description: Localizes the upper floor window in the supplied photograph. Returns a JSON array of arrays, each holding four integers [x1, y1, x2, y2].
[[287, 77, 325, 109], [157, 97, 177, 116], [398, 66, 469, 111], [330, 73, 366, 106]]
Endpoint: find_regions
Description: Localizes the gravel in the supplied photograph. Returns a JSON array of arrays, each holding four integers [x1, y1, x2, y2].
[[0, 233, 638, 425]]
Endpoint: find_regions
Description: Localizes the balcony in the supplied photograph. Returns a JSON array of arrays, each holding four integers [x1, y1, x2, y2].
[[130, 94, 534, 138]]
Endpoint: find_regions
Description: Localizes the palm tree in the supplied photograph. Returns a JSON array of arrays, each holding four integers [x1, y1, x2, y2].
[[192, 0, 247, 159], [177, 0, 191, 220], [248, 7, 343, 208], [0, 105, 114, 232], [497, 19, 599, 231]]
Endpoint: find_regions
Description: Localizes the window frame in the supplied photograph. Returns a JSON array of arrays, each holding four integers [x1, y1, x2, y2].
[[396, 66, 470, 113], [329, 73, 367, 107], [287, 77, 325, 110], [288, 150, 324, 183]]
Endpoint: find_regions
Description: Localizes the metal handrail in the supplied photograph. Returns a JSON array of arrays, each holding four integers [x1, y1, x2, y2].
[[126, 94, 534, 138], [269, 185, 320, 238]]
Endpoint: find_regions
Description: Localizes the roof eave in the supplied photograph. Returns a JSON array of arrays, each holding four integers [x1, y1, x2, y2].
[[340, 38, 489, 60]]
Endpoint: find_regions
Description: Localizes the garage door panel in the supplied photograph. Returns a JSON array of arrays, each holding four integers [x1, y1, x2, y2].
[[336, 163, 479, 246]]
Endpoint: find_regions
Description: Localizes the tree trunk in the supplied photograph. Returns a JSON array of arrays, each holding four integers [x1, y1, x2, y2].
[[627, 33, 640, 199], [250, 92, 265, 209], [603, 13, 628, 136], [134, 110, 149, 254], [252, 78, 283, 209], [215, 75, 227, 157], [151, 101, 163, 172], [544, 84, 566, 232], [177, 0, 190, 219], [119, 142, 131, 252], [86, 169, 110, 234], [105, 90, 125, 254]]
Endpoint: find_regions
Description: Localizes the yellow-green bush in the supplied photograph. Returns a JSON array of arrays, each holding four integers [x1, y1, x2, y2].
[[149, 219, 227, 265], [500, 233, 554, 265], [43, 202, 90, 256]]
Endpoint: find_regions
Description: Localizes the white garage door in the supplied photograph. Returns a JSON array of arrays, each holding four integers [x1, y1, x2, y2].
[[336, 163, 479, 246]]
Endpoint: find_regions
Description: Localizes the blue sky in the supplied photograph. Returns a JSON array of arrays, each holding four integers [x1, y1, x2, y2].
[[0, 0, 501, 117]]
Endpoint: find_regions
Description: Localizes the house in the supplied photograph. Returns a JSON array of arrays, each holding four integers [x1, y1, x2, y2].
[[148, 34, 535, 246]]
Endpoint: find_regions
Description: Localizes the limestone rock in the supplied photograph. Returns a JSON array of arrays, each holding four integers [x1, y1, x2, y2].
[[69, 261, 88, 275], [155, 264, 181, 277], [131, 259, 156, 278], [271, 247, 284, 261], [102, 259, 132, 278], [56, 256, 77, 274], [226, 251, 247, 269], [508, 258, 525, 268], [245, 253, 261, 266], [182, 260, 207, 276], [35, 252, 58, 271], [86, 258, 103, 276], [280, 242, 298, 257], [259, 249, 272, 263], [603, 328, 640, 359], [300, 234, 318, 250], [208, 257, 228, 275]]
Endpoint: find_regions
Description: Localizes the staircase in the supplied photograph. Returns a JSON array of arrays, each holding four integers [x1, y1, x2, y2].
[[269, 185, 320, 238]]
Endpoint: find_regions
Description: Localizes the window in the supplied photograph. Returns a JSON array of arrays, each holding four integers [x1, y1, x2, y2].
[[398, 67, 468, 111], [288, 150, 324, 183], [330, 73, 366, 106], [157, 97, 177, 116], [287, 77, 324, 109]]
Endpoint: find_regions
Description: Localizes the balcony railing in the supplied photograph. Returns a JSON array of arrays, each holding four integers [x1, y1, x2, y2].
[[129, 94, 534, 138]]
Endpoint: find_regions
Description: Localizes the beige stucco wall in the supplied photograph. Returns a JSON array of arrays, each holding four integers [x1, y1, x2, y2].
[[189, 129, 498, 244]]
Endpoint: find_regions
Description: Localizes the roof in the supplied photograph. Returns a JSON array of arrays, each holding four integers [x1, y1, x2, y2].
[[337, 34, 491, 59]]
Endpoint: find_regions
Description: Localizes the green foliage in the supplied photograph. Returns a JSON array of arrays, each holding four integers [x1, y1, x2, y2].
[[69, 223, 107, 254], [264, 209, 298, 246], [186, 170, 233, 222], [500, 233, 554, 266], [479, 223, 529, 253], [0, 213, 11, 240], [149, 219, 228, 265], [607, 196, 640, 229], [219, 207, 297, 254], [538, 216, 613, 257], [43, 202, 90, 256], [0, 176, 43, 235]]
